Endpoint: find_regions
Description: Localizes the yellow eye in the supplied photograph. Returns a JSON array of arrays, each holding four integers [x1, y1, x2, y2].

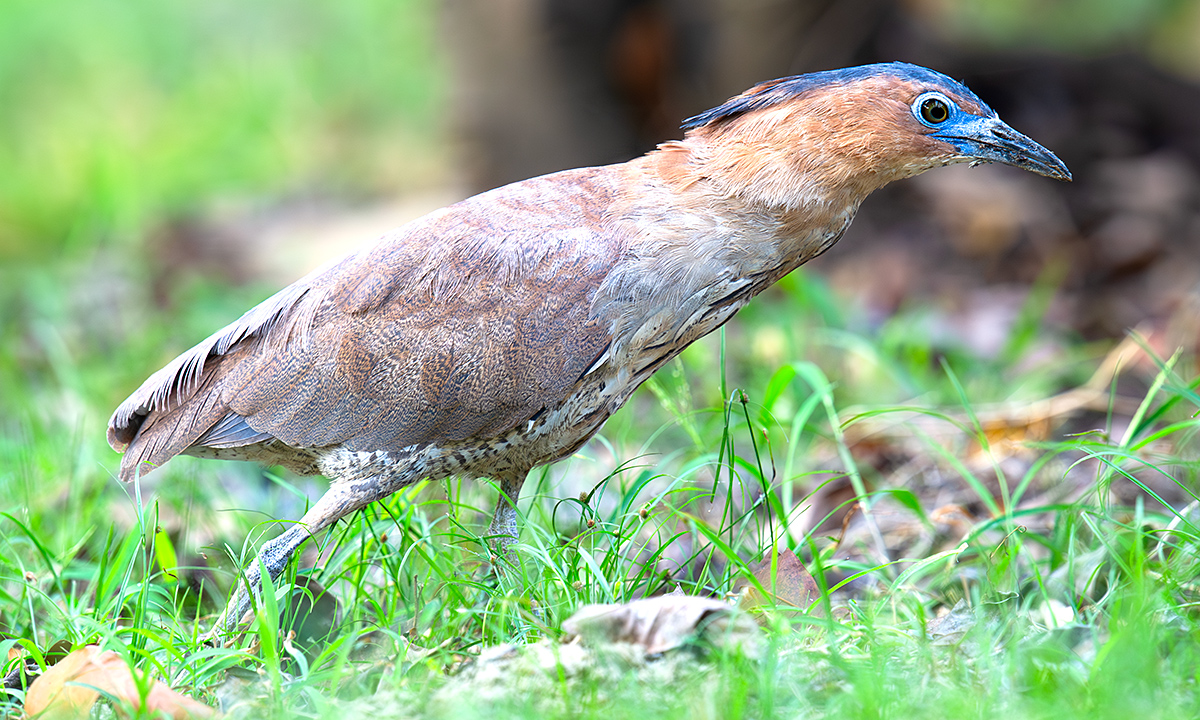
[[920, 97, 949, 124]]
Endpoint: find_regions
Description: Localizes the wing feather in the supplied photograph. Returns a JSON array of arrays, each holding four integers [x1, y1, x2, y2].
[[194, 412, 275, 448], [107, 167, 626, 481]]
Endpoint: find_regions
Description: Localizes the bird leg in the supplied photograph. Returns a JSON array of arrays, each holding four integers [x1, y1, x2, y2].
[[204, 475, 393, 640], [485, 472, 526, 561]]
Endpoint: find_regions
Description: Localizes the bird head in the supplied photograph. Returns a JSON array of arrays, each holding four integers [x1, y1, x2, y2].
[[680, 62, 1070, 209]]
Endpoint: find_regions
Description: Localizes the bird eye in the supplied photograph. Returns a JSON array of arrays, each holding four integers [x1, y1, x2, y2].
[[920, 97, 949, 124], [912, 92, 955, 127]]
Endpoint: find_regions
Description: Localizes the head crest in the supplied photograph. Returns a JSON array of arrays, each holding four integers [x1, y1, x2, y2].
[[681, 62, 992, 130]]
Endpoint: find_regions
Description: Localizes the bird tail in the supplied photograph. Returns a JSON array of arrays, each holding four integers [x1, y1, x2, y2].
[[109, 386, 232, 483]]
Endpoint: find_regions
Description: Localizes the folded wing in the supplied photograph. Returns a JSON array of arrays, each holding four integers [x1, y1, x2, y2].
[[108, 169, 624, 482]]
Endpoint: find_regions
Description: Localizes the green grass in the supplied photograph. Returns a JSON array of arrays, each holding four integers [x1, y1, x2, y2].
[[4, 2, 1200, 718], [4, 256, 1200, 717]]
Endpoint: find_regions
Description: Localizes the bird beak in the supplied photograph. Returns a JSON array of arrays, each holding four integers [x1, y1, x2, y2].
[[935, 116, 1072, 182]]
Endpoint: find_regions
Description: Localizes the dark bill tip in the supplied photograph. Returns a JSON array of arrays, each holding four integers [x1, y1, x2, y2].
[[937, 118, 1072, 182]]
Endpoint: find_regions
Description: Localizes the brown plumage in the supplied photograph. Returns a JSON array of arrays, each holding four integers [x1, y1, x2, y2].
[[108, 62, 1069, 634]]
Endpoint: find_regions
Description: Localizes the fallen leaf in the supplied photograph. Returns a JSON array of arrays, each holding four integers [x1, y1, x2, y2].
[[563, 595, 761, 657], [24, 646, 216, 719], [42, 641, 73, 668], [284, 576, 341, 658], [926, 601, 976, 646], [733, 548, 822, 612], [23, 646, 97, 720], [231, 575, 343, 647], [6, 638, 73, 690]]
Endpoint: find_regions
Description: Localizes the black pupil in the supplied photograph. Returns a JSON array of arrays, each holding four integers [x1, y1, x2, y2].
[[921, 98, 949, 124]]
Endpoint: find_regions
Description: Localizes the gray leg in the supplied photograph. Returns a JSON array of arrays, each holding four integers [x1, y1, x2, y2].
[[205, 477, 391, 639], [485, 472, 526, 559]]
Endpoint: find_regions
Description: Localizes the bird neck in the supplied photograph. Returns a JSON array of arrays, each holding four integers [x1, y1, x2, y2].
[[627, 139, 866, 276], [664, 98, 925, 213], [593, 144, 862, 360]]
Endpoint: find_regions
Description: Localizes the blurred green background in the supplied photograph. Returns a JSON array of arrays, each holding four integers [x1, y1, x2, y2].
[[0, 0, 443, 262]]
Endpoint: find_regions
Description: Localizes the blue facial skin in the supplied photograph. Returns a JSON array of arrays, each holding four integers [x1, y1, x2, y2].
[[911, 89, 1071, 181], [684, 62, 1071, 182]]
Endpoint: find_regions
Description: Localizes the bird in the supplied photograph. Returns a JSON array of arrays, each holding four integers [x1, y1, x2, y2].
[[107, 62, 1070, 634]]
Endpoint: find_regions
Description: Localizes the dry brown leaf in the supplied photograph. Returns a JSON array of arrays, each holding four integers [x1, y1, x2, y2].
[[563, 595, 760, 656], [733, 548, 822, 612], [23, 646, 97, 720], [282, 576, 342, 663], [24, 646, 216, 720], [838, 329, 1155, 488], [5, 639, 73, 691]]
